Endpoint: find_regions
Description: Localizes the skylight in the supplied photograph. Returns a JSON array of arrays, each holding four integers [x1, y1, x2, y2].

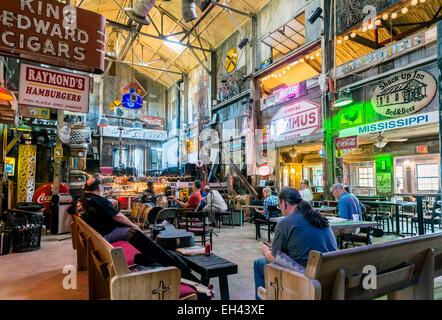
[[164, 36, 186, 53]]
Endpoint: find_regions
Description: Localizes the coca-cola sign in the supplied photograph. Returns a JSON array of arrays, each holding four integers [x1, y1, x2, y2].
[[336, 136, 358, 150]]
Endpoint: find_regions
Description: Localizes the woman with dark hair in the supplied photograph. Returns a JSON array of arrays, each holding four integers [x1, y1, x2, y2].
[[253, 187, 337, 300]]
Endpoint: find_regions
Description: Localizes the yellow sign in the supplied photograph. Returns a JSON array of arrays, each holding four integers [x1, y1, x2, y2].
[[109, 100, 121, 113], [54, 146, 63, 158], [5, 157, 15, 176], [224, 48, 238, 73]]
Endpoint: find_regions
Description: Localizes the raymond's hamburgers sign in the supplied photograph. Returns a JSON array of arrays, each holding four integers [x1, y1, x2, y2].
[[0, 0, 106, 74], [371, 70, 436, 117]]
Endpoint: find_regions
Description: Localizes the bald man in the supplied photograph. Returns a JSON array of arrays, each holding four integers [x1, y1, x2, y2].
[[69, 177, 140, 242]]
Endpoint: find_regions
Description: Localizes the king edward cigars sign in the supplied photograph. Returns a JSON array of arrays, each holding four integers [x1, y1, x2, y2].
[[0, 0, 106, 74]]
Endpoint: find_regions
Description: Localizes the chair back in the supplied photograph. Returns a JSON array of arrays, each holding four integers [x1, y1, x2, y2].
[[183, 211, 209, 234], [155, 208, 179, 227], [267, 205, 280, 218]]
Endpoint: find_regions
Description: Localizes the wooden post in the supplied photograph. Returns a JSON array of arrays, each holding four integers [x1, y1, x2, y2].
[[51, 110, 64, 234]]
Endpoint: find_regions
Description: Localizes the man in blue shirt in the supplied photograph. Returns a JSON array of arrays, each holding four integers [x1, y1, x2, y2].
[[255, 187, 279, 219], [330, 183, 365, 220]]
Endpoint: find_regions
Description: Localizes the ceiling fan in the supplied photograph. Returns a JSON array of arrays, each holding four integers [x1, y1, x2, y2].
[[374, 132, 408, 149]]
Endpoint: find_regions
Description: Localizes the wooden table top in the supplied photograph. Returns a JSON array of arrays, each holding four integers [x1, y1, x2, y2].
[[269, 216, 379, 230]]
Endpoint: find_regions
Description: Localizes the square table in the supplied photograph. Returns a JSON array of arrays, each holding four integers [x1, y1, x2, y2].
[[181, 254, 238, 300]]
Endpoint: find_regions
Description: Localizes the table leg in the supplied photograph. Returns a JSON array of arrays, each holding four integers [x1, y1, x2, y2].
[[219, 275, 230, 300], [416, 196, 424, 236]]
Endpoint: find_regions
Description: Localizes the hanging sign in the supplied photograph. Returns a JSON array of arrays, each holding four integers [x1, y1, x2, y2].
[[371, 70, 436, 117], [121, 79, 147, 97], [258, 164, 274, 177], [224, 48, 238, 73], [18, 64, 90, 113], [261, 82, 307, 110], [0, 0, 106, 74], [141, 116, 165, 129], [19, 106, 51, 119], [335, 136, 358, 150], [102, 125, 167, 141], [270, 100, 321, 142]]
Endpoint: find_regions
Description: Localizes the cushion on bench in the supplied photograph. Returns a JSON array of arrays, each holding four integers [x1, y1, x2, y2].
[[180, 283, 197, 298], [111, 241, 140, 265]]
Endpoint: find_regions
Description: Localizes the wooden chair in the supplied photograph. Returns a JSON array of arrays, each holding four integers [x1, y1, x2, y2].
[[254, 205, 280, 243], [71, 215, 197, 300], [259, 233, 442, 300], [182, 211, 213, 248]]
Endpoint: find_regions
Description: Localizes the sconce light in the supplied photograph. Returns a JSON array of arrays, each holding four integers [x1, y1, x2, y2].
[[289, 147, 298, 158]]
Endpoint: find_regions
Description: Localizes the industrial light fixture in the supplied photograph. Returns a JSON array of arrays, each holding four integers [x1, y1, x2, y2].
[[333, 90, 353, 108], [124, 0, 154, 25], [374, 133, 387, 149], [307, 7, 323, 24], [289, 147, 298, 158], [97, 115, 110, 127], [182, 0, 197, 22]]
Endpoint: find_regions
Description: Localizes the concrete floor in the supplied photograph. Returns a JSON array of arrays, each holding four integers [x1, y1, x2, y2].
[[1, 222, 442, 300]]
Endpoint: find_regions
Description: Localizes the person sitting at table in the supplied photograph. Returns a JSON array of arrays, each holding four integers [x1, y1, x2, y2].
[[203, 185, 228, 226], [299, 179, 313, 203], [68, 177, 141, 243], [330, 183, 366, 220], [253, 188, 337, 300], [174, 180, 202, 210], [253, 187, 279, 221]]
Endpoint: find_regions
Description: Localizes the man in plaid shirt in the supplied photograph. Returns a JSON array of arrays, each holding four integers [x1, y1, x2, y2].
[[255, 187, 279, 219]]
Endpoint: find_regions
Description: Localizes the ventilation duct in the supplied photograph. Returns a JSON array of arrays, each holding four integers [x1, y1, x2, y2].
[[124, 0, 155, 25], [182, 0, 197, 22]]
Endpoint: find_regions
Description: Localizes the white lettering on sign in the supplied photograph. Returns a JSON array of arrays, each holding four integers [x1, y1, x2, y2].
[[19, 64, 89, 113], [339, 111, 439, 137], [270, 100, 321, 142], [336, 136, 358, 150], [261, 82, 306, 110], [371, 70, 436, 117], [102, 126, 167, 141]]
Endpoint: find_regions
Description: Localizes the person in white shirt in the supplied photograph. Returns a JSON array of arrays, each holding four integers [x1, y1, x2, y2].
[[203, 185, 228, 226], [299, 179, 313, 203]]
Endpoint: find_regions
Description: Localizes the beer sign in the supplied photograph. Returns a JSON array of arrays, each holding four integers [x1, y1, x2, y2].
[[371, 70, 436, 117]]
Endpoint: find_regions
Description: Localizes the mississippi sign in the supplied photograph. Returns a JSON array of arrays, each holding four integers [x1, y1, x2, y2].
[[19, 64, 89, 113], [371, 70, 436, 117], [270, 100, 321, 142], [339, 111, 438, 137]]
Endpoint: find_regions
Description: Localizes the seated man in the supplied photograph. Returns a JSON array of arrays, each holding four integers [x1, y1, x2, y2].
[[174, 180, 202, 210], [253, 188, 337, 300], [330, 183, 365, 220], [68, 177, 140, 243], [203, 185, 228, 226], [254, 187, 279, 220]]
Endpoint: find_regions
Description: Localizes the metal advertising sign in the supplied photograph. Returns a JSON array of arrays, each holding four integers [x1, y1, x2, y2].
[[0, 0, 106, 73], [270, 100, 321, 142], [335, 136, 358, 150], [102, 125, 167, 141]]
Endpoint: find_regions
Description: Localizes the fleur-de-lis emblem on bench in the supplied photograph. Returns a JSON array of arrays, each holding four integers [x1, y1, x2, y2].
[[152, 280, 171, 300]]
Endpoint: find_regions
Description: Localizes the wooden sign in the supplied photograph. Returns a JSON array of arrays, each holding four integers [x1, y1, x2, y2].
[[371, 70, 436, 117]]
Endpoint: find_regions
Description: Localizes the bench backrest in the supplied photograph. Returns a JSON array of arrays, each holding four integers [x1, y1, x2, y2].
[[265, 233, 442, 300]]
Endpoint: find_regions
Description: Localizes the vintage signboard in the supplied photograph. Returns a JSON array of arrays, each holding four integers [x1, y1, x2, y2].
[[19, 64, 90, 113], [19, 106, 50, 119], [371, 70, 436, 117], [102, 126, 167, 141], [0, 0, 106, 74], [261, 82, 307, 110], [120, 79, 147, 98], [339, 111, 438, 137], [258, 164, 274, 177], [270, 100, 321, 142], [335, 136, 358, 150], [141, 116, 165, 129]]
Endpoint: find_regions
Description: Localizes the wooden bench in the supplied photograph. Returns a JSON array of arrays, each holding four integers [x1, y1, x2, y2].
[[71, 215, 198, 300], [260, 233, 442, 300]]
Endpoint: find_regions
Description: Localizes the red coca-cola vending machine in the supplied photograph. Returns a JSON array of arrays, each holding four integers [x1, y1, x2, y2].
[[33, 183, 73, 234]]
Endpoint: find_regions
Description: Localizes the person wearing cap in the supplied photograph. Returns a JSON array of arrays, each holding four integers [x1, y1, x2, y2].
[[253, 188, 337, 300], [68, 176, 140, 243]]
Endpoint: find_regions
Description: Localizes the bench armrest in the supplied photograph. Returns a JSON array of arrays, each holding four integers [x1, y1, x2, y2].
[[110, 266, 181, 300]]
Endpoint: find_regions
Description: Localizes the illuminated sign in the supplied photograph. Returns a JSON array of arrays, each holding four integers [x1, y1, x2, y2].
[[258, 164, 274, 176], [261, 82, 306, 110]]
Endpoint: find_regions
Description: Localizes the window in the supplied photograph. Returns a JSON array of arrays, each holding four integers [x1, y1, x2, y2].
[[357, 167, 374, 187], [416, 164, 439, 191], [302, 165, 323, 188], [395, 165, 404, 192]]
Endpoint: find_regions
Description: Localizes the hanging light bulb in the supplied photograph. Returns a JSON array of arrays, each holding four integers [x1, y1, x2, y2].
[[411, 0, 418, 5], [337, 38, 343, 44], [315, 52, 320, 57], [382, 13, 389, 20], [375, 19, 382, 26], [289, 147, 297, 158], [419, 0, 426, 3], [350, 32, 357, 38], [362, 26, 368, 32], [391, 12, 398, 19], [401, 7, 408, 14], [343, 35, 349, 41]]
